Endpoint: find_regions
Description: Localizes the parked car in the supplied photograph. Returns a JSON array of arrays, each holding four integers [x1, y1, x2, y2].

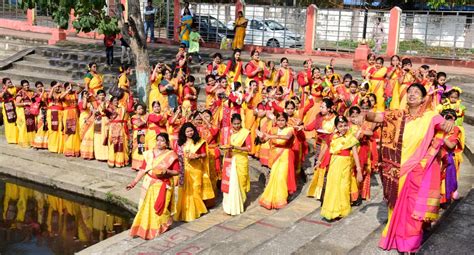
[[167, 15, 234, 43], [227, 18, 303, 48]]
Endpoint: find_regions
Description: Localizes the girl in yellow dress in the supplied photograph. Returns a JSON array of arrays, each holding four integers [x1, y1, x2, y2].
[[368, 57, 388, 112], [127, 133, 179, 239], [15, 80, 36, 147], [118, 65, 132, 108], [93, 90, 109, 161], [61, 82, 81, 157], [232, 11, 248, 50], [32, 81, 49, 149], [79, 90, 96, 160], [257, 112, 296, 209], [84, 62, 103, 95], [149, 63, 168, 111], [174, 122, 214, 222], [220, 114, 251, 215], [47, 82, 64, 153], [320, 116, 362, 221], [1, 78, 18, 144], [131, 104, 148, 170]]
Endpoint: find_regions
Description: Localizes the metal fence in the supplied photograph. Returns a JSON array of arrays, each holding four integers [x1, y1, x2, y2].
[[315, 9, 390, 53], [35, 6, 56, 28], [0, 0, 26, 20], [399, 11, 474, 60], [189, 3, 306, 49]]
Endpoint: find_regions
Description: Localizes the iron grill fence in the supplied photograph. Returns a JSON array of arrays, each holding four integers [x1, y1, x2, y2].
[[0, 0, 26, 20], [35, 6, 56, 28], [398, 11, 474, 60], [315, 9, 390, 53]]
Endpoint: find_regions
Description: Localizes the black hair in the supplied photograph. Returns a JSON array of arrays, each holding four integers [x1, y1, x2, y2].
[[96, 89, 106, 96], [407, 83, 427, 97], [368, 93, 377, 104], [343, 73, 352, 81], [265, 86, 274, 93], [359, 97, 372, 108], [229, 49, 242, 71], [251, 49, 259, 57], [401, 58, 412, 67], [63, 82, 71, 89], [156, 133, 171, 149], [376, 57, 384, 64], [88, 62, 97, 69], [233, 81, 242, 91], [322, 98, 334, 110], [390, 55, 401, 66], [440, 109, 457, 121], [280, 57, 289, 64], [187, 75, 195, 83], [285, 100, 296, 109], [212, 53, 223, 59], [275, 112, 289, 122], [335, 115, 348, 126], [152, 101, 161, 108], [35, 81, 44, 87], [134, 103, 146, 112], [360, 81, 370, 91], [325, 66, 334, 74], [178, 122, 201, 146], [231, 113, 242, 123], [312, 66, 321, 73], [348, 106, 361, 116], [367, 53, 376, 61], [420, 64, 430, 70], [445, 88, 460, 98], [20, 80, 29, 86], [201, 109, 212, 117], [2, 78, 11, 84], [349, 80, 358, 87], [205, 74, 216, 83], [119, 64, 129, 73]]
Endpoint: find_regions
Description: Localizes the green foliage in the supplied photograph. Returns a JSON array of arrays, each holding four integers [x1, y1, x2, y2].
[[22, 0, 118, 34]]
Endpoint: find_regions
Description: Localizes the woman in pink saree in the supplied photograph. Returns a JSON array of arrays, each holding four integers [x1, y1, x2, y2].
[[364, 83, 454, 253]]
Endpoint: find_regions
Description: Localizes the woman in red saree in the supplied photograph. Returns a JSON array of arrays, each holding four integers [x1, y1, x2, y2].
[[257, 112, 296, 209], [181, 75, 198, 113], [126, 133, 179, 239], [364, 83, 454, 253]]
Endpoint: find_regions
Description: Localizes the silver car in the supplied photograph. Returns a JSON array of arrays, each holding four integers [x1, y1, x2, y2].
[[228, 19, 303, 48]]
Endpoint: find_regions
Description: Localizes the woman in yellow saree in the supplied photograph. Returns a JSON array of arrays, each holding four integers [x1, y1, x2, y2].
[[180, 10, 193, 48], [368, 57, 388, 112], [174, 122, 214, 222], [386, 55, 403, 109], [149, 63, 167, 111], [232, 11, 248, 50], [61, 82, 81, 157], [398, 58, 416, 109], [84, 63, 103, 95], [257, 112, 296, 210], [131, 104, 148, 170], [319, 116, 362, 220], [264, 61, 277, 88], [127, 133, 179, 239], [15, 80, 36, 147], [1, 78, 18, 144], [79, 90, 96, 160], [274, 58, 295, 95], [47, 82, 64, 154], [106, 96, 130, 168], [364, 84, 453, 253], [32, 81, 49, 149], [224, 49, 243, 84], [220, 114, 251, 215], [118, 65, 132, 108], [93, 90, 109, 161]]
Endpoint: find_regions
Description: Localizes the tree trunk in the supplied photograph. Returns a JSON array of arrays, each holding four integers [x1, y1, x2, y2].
[[127, 0, 151, 105]]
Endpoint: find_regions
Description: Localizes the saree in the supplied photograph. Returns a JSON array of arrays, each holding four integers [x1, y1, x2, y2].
[[379, 110, 445, 253], [79, 103, 96, 160], [256, 117, 272, 166], [245, 60, 265, 86], [174, 139, 214, 222], [16, 91, 36, 147], [93, 104, 109, 161], [276, 68, 294, 93], [320, 133, 359, 220], [32, 103, 49, 149], [131, 115, 147, 170], [221, 128, 251, 215], [259, 127, 295, 210], [145, 113, 167, 150], [180, 15, 193, 47], [232, 16, 247, 50], [149, 74, 164, 111], [130, 150, 178, 239], [388, 67, 402, 109], [47, 98, 64, 154], [369, 66, 388, 112], [2, 87, 19, 144], [398, 72, 415, 110], [63, 93, 81, 157], [84, 72, 104, 95], [107, 106, 130, 167], [197, 124, 221, 184], [225, 60, 243, 84]]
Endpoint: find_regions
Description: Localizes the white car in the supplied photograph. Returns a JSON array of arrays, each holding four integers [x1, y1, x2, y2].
[[227, 19, 303, 48]]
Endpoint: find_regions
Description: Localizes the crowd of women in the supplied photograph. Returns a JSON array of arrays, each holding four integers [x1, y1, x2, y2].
[[0, 48, 466, 253]]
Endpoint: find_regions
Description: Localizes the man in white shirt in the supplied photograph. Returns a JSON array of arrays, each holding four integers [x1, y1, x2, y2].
[[144, 0, 157, 42]]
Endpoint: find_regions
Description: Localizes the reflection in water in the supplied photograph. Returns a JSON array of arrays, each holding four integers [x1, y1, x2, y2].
[[0, 177, 132, 255]]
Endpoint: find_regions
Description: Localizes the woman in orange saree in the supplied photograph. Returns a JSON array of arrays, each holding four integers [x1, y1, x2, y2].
[[61, 82, 81, 157], [220, 114, 251, 215], [195, 110, 221, 186], [368, 57, 388, 112], [32, 81, 49, 149], [245, 50, 266, 87], [127, 133, 179, 239], [174, 122, 214, 222], [361, 53, 376, 80], [131, 104, 148, 170], [257, 112, 296, 210], [106, 96, 130, 168], [365, 84, 452, 253]]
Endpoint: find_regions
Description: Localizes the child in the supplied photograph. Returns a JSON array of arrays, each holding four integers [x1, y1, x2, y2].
[[359, 81, 369, 99], [189, 25, 205, 65], [319, 116, 362, 221]]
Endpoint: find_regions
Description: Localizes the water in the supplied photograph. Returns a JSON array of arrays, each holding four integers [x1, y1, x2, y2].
[[0, 175, 133, 255]]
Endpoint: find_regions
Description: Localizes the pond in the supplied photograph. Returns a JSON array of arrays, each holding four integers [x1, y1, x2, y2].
[[0, 175, 134, 255]]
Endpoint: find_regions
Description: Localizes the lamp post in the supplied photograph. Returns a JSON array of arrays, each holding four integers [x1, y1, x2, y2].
[[352, 1, 371, 71], [362, 2, 369, 44]]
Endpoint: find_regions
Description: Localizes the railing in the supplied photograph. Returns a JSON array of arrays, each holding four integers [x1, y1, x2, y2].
[[398, 10, 474, 60], [315, 9, 390, 53], [0, 0, 26, 20], [189, 3, 306, 49], [35, 5, 57, 28]]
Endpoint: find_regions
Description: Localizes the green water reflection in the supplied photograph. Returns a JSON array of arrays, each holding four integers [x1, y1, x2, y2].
[[0, 176, 132, 255]]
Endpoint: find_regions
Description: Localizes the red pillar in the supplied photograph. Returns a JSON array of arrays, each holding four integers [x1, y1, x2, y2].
[[386, 7, 402, 56], [26, 9, 34, 26], [235, 0, 244, 19], [304, 4, 317, 54], [174, 0, 181, 42], [48, 28, 67, 45]]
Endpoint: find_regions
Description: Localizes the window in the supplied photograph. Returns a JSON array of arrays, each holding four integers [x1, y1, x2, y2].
[[264, 20, 285, 31]]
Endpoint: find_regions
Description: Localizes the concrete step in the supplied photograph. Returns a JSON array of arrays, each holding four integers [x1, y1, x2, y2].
[[0, 35, 49, 45], [0, 69, 81, 86], [0, 40, 37, 52], [12, 60, 75, 78]]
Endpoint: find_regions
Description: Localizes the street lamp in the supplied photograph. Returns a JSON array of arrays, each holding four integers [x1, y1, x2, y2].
[[362, 1, 369, 44]]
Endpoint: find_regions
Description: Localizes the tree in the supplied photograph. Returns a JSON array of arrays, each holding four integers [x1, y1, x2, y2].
[[22, 0, 151, 104]]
